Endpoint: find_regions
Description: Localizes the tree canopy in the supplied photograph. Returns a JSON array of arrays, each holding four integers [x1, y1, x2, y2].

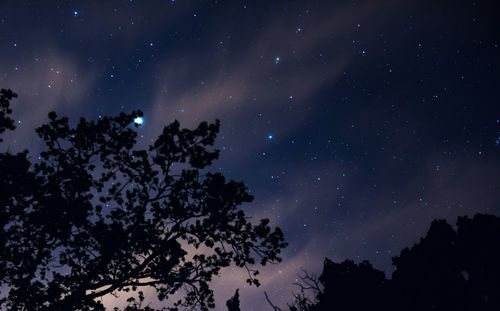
[[273, 213, 500, 311], [0, 89, 287, 311]]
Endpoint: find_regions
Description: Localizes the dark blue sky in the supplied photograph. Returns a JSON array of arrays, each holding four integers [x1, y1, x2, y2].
[[1, 0, 499, 309]]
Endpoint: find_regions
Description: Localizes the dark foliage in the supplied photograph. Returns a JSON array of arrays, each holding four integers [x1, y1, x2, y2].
[[0, 89, 17, 142], [0, 89, 287, 310], [314, 259, 388, 311], [225, 289, 240, 311], [392, 213, 500, 310], [274, 213, 500, 311]]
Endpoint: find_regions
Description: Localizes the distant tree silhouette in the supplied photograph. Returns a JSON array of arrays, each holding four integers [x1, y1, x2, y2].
[[225, 289, 240, 311], [454, 214, 500, 309], [0, 89, 17, 142], [314, 259, 388, 311], [391, 219, 462, 310], [272, 213, 500, 311], [0, 89, 287, 310], [288, 269, 320, 311], [392, 213, 500, 310]]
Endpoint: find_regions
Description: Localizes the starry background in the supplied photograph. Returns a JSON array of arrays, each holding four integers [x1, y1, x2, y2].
[[1, 0, 500, 310]]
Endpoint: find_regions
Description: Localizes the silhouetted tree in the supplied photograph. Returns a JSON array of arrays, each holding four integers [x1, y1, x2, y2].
[[0, 89, 287, 311], [225, 289, 240, 311], [274, 213, 500, 311], [313, 259, 388, 311], [392, 213, 500, 310], [264, 270, 319, 311], [391, 219, 461, 310], [0, 89, 17, 142], [288, 270, 320, 311]]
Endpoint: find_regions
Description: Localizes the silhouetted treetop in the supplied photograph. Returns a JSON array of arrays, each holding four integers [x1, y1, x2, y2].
[[313, 259, 387, 311], [225, 289, 241, 311], [0, 89, 17, 142], [273, 213, 500, 311], [392, 213, 500, 310], [0, 89, 287, 311]]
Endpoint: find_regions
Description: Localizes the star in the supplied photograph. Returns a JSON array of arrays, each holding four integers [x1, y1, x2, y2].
[[134, 117, 144, 126]]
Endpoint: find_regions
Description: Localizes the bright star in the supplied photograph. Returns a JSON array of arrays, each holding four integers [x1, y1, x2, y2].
[[134, 116, 144, 126], [268, 134, 273, 140], [73, 11, 78, 17]]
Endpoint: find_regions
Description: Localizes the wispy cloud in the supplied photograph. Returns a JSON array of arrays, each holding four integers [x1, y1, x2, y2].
[[0, 48, 98, 149]]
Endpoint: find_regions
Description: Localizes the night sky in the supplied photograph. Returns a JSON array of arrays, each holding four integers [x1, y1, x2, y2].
[[1, 0, 500, 310]]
